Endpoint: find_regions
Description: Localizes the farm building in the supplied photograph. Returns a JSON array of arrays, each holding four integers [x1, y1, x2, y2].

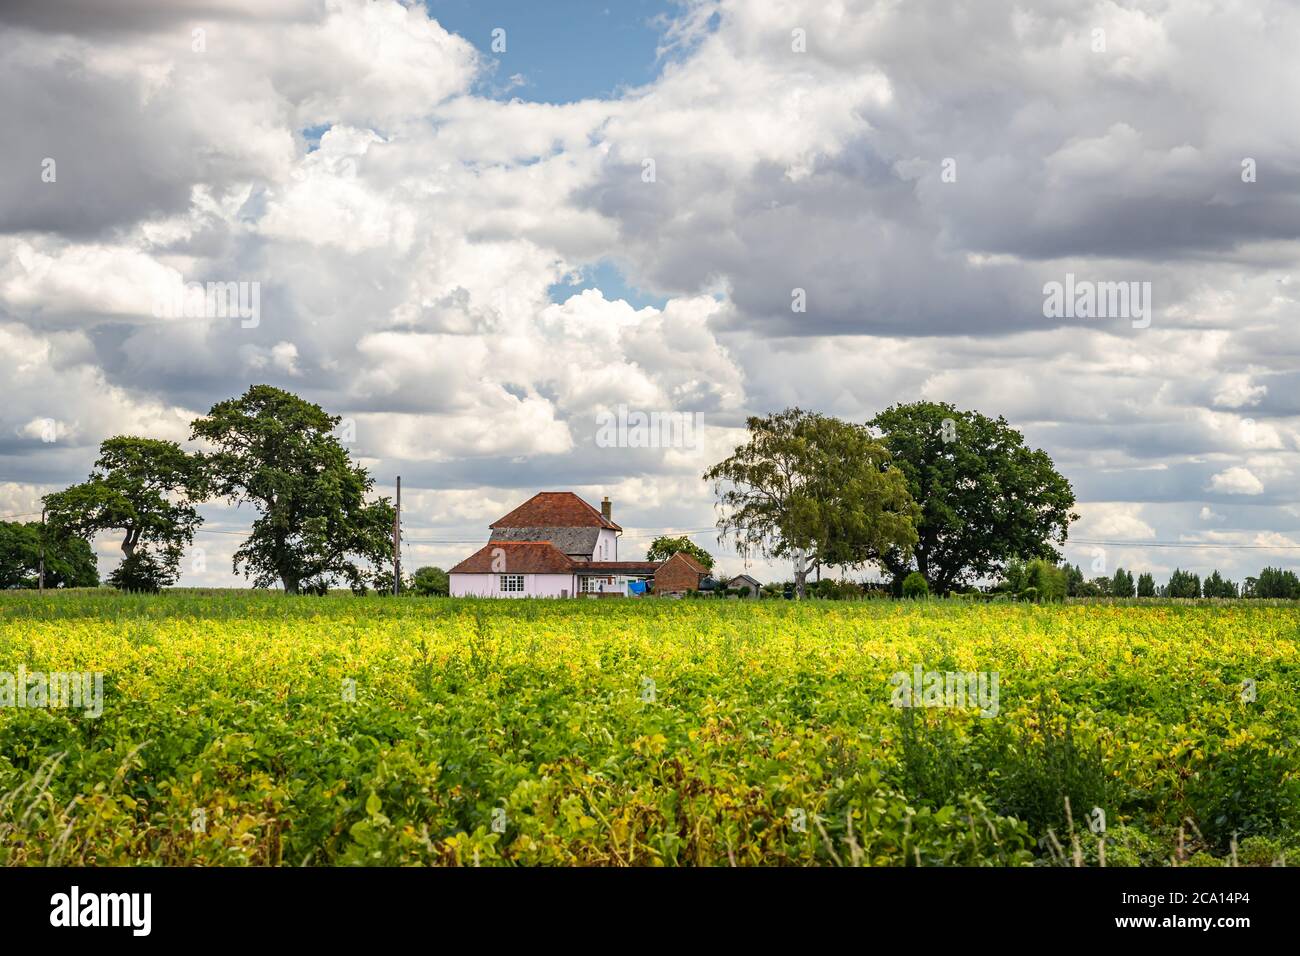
[[728, 574, 764, 597], [448, 492, 708, 598]]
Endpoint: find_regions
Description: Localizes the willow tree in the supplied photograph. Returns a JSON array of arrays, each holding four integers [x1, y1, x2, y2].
[[703, 408, 918, 598]]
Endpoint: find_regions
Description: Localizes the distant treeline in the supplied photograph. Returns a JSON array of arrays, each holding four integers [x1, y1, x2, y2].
[[0, 520, 99, 589], [758, 562, 1300, 601]]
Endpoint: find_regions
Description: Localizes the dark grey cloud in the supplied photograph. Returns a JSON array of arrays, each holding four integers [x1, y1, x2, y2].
[[0, 57, 197, 236], [0, 0, 320, 35]]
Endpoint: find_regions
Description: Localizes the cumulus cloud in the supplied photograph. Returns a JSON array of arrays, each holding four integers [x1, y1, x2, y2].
[[1072, 503, 1157, 541], [1207, 467, 1265, 495]]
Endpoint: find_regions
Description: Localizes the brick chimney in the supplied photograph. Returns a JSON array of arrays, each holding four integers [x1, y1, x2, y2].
[[601, 496, 612, 521]]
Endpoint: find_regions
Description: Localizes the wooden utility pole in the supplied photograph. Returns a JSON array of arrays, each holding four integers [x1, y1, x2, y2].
[[392, 476, 401, 596], [38, 505, 45, 594]]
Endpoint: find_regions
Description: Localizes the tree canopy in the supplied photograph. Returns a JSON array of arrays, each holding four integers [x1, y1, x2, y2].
[[1249, 566, 1300, 599], [410, 566, 449, 597], [867, 402, 1077, 594], [43, 436, 205, 591], [645, 535, 714, 571], [1165, 568, 1201, 598], [0, 521, 99, 589], [703, 408, 918, 598], [190, 385, 394, 594], [1111, 568, 1135, 598]]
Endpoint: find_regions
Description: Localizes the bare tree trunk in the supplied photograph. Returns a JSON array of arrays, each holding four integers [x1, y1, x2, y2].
[[793, 547, 807, 599]]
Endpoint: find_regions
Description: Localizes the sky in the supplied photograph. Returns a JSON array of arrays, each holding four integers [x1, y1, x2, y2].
[[2, 0, 1300, 587]]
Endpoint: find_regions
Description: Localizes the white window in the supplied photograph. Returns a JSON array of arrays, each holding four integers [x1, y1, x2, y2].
[[500, 574, 524, 592]]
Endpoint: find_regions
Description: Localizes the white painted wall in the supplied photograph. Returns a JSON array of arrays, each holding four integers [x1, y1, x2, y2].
[[450, 572, 576, 598], [594, 528, 619, 561]]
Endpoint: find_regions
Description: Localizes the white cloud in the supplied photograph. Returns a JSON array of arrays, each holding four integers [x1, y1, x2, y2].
[[1072, 503, 1157, 541], [1207, 467, 1265, 495]]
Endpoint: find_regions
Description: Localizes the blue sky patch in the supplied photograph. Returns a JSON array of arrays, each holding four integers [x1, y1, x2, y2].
[[425, 0, 680, 103], [549, 260, 669, 311]]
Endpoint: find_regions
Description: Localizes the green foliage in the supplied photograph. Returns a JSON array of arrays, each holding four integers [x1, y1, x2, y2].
[[190, 385, 394, 595], [1166, 568, 1201, 599], [704, 408, 919, 598], [1184, 732, 1300, 849], [645, 536, 714, 570], [990, 699, 1113, 838], [0, 593, 1298, 865], [996, 558, 1065, 602], [897, 707, 966, 806], [367, 569, 402, 596], [0, 521, 98, 589], [1027, 560, 1068, 602], [1111, 568, 1135, 598], [410, 566, 450, 597], [1136, 572, 1156, 597], [1252, 567, 1300, 599], [867, 401, 1078, 594], [1202, 570, 1238, 599], [997, 557, 1028, 594], [806, 578, 864, 600], [0, 522, 40, 589], [1064, 564, 1085, 597], [106, 551, 172, 593], [901, 571, 929, 599], [43, 436, 204, 586]]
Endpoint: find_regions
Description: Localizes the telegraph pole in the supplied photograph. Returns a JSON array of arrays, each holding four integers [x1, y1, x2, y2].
[[392, 476, 401, 596], [38, 505, 45, 594]]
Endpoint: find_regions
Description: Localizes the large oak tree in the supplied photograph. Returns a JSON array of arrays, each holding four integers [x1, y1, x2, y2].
[[43, 437, 205, 591], [191, 385, 394, 594], [867, 402, 1077, 595]]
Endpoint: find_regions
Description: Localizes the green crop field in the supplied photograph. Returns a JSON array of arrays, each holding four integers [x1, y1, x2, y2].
[[1, 591, 1297, 866]]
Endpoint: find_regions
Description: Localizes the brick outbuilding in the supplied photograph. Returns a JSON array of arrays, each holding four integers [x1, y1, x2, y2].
[[653, 551, 708, 596]]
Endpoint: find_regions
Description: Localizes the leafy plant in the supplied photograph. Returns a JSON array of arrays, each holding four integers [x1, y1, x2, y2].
[[902, 572, 929, 599], [1, 592, 1296, 866]]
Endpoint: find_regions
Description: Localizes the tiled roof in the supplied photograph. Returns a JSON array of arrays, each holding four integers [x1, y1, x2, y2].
[[667, 550, 708, 573], [490, 525, 601, 556], [489, 492, 622, 532], [448, 541, 576, 574]]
